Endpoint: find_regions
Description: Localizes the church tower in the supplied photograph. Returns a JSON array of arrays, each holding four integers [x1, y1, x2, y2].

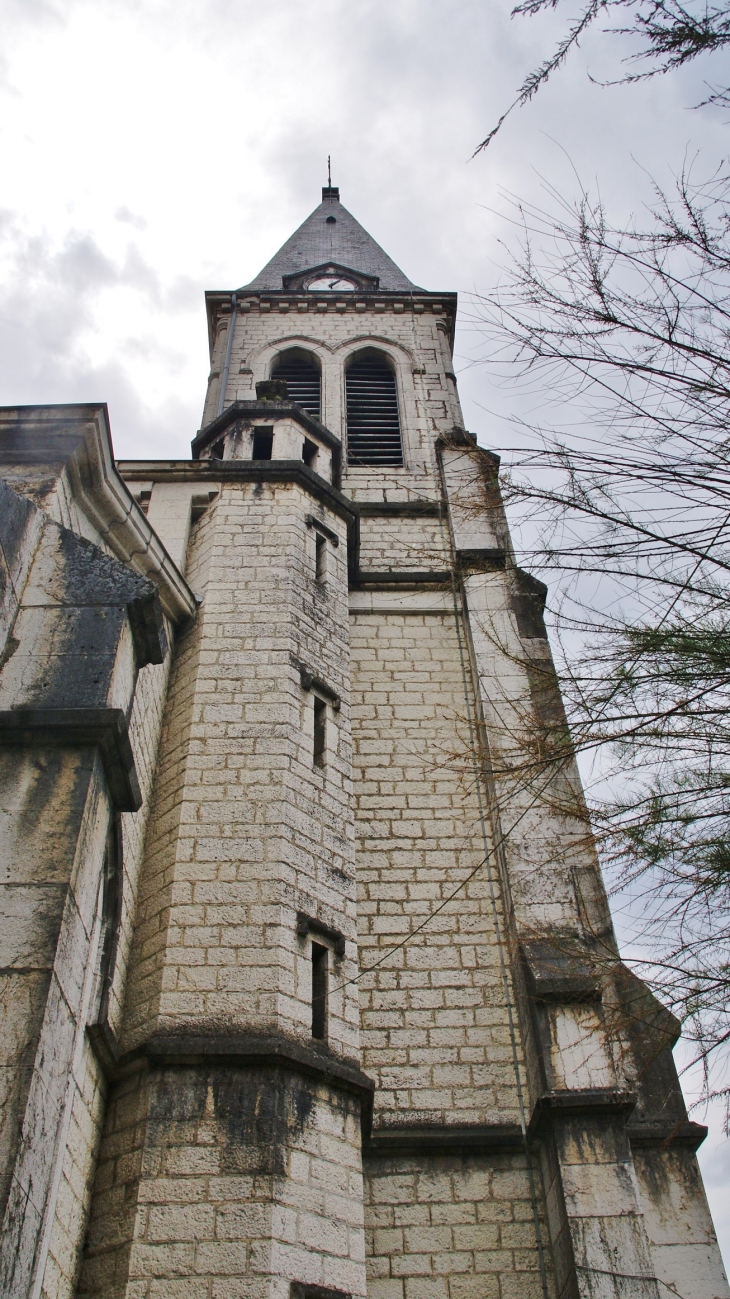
[[0, 185, 726, 1299]]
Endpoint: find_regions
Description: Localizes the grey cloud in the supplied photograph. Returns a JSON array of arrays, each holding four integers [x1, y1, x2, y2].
[[115, 205, 148, 230], [0, 212, 203, 456], [53, 234, 119, 292]]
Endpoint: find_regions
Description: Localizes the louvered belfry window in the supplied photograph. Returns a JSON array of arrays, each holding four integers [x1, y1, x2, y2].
[[346, 352, 403, 467], [271, 351, 321, 419]]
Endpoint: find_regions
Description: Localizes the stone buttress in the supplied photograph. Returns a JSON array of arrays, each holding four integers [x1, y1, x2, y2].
[[0, 186, 726, 1299]]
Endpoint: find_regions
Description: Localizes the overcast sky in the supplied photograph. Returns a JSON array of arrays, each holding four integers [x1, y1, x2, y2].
[[2, 0, 729, 1267]]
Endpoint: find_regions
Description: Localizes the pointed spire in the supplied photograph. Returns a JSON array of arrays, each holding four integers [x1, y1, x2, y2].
[[241, 188, 419, 293]]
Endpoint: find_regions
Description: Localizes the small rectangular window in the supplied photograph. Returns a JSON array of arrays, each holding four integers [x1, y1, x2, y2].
[[313, 697, 326, 767], [302, 438, 318, 468], [252, 428, 273, 460], [311, 942, 328, 1039], [315, 533, 326, 582]]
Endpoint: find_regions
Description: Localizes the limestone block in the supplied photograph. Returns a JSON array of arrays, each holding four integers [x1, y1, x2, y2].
[[547, 1006, 617, 1092], [438, 443, 507, 559], [146, 483, 196, 575], [633, 1147, 730, 1299]]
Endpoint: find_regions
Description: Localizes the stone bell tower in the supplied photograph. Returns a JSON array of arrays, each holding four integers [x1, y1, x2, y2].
[[0, 184, 726, 1299]]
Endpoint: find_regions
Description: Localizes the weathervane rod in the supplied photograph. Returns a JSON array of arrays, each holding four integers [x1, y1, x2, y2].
[[328, 155, 331, 187]]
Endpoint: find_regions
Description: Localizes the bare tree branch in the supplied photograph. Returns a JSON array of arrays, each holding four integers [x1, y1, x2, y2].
[[471, 165, 730, 1118], [476, 0, 730, 150]]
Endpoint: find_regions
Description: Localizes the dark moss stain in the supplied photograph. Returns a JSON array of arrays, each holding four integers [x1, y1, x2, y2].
[[21, 607, 127, 711], [0, 464, 65, 507], [509, 568, 549, 640], [56, 529, 154, 608], [0, 478, 35, 578], [149, 1067, 208, 1125], [215, 1067, 315, 1174], [146, 1065, 316, 1177]]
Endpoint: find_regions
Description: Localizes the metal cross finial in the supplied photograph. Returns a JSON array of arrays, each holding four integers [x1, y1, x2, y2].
[[327, 155, 331, 187]]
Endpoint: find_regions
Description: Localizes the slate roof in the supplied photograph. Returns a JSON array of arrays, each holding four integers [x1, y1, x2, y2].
[[241, 190, 420, 292]]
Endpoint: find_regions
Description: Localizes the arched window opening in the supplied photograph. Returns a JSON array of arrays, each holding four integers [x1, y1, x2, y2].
[[271, 350, 321, 420], [345, 352, 403, 467]]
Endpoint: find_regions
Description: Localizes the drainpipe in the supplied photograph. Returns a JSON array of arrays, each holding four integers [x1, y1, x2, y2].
[[216, 292, 237, 417]]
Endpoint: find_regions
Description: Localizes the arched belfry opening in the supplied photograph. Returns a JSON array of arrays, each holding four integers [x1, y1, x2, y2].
[[345, 349, 403, 467], [271, 348, 321, 419]]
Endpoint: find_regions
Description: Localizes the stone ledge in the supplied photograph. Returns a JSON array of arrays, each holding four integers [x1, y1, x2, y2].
[[528, 1088, 638, 1142], [296, 911, 346, 957], [354, 570, 451, 587], [357, 500, 441, 517], [292, 656, 342, 711], [521, 939, 601, 1003], [306, 513, 340, 546], [117, 458, 361, 582], [291, 1285, 352, 1299], [364, 1123, 525, 1158], [628, 1120, 707, 1151], [457, 547, 507, 572]]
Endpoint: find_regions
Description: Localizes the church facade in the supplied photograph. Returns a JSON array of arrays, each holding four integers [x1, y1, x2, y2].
[[0, 185, 727, 1299]]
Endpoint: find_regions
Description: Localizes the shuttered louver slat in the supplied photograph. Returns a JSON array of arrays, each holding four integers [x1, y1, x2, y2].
[[346, 354, 403, 467], [271, 353, 321, 419]]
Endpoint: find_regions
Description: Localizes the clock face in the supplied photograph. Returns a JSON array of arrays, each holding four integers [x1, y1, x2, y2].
[[306, 275, 357, 292]]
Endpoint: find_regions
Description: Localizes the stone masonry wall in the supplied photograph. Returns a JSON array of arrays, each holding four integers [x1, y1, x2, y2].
[[80, 1062, 366, 1299], [365, 1152, 551, 1299], [350, 600, 552, 1292], [80, 464, 369, 1297], [120, 476, 357, 1051], [350, 609, 526, 1128], [358, 517, 448, 574]]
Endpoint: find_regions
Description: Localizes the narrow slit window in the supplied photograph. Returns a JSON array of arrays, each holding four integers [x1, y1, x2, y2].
[[313, 696, 326, 767], [346, 352, 403, 467], [252, 428, 273, 460], [211, 438, 225, 460], [315, 533, 326, 582], [302, 438, 318, 468], [311, 942, 328, 1039], [271, 351, 321, 419]]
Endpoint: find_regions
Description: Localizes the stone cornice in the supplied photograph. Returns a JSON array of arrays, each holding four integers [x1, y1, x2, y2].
[[118, 458, 361, 581], [88, 1024, 375, 1137], [204, 290, 459, 353], [365, 1123, 524, 1158], [0, 404, 197, 627], [628, 1119, 707, 1150], [528, 1088, 638, 1143]]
